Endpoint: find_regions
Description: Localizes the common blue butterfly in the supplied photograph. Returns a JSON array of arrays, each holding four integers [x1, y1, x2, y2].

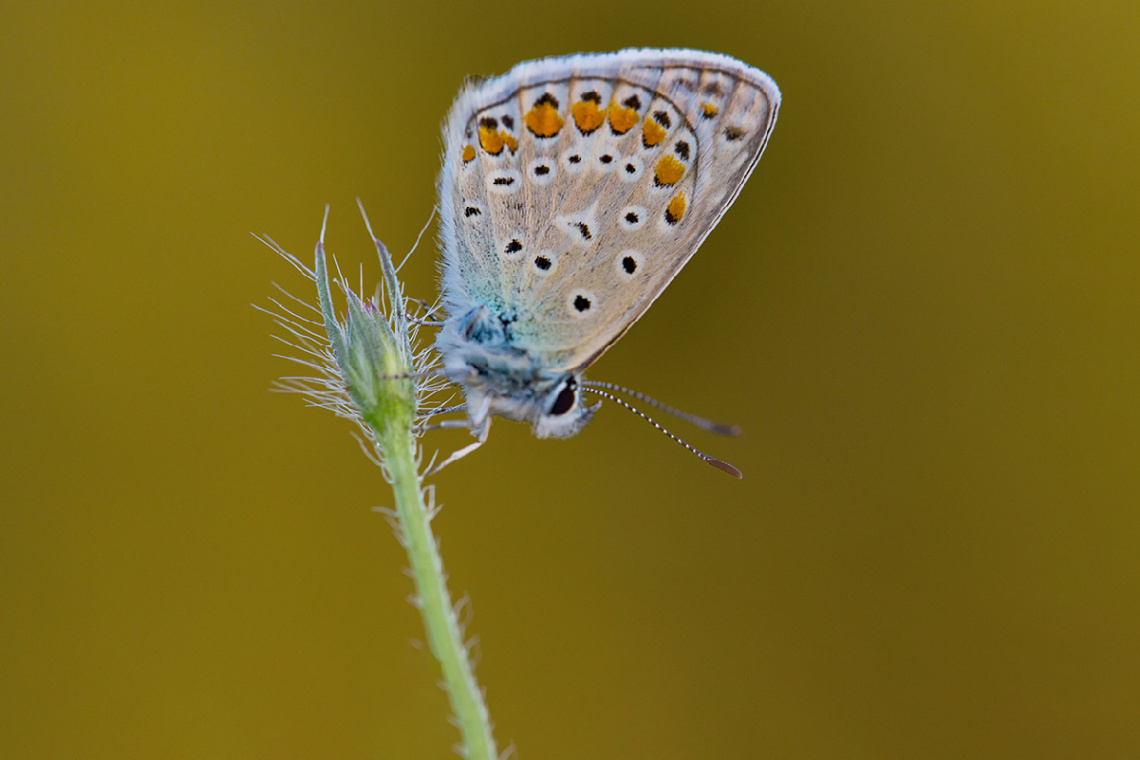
[[428, 49, 780, 476]]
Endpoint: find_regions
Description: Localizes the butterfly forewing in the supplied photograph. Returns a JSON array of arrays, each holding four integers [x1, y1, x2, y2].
[[438, 49, 780, 370]]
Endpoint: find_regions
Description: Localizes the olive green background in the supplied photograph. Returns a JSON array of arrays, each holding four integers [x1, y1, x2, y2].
[[3, 1, 1138, 757]]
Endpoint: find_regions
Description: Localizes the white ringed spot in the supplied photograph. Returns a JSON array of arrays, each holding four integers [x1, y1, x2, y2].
[[487, 168, 522, 195], [615, 250, 643, 281]]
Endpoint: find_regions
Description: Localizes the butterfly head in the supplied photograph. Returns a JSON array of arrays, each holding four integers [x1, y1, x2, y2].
[[529, 374, 601, 439], [459, 368, 600, 440]]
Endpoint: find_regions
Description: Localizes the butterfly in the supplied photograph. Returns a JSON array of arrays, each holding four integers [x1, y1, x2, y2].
[[427, 48, 780, 476]]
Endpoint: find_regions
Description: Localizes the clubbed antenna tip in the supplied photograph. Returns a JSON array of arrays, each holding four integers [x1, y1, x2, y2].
[[707, 457, 744, 479]]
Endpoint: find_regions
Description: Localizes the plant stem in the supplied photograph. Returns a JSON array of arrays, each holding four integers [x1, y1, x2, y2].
[[379, 423, 498, 760]]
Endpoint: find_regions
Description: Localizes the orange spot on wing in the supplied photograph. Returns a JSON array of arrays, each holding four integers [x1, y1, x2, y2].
[[571, 99, 605, 134], [665, 192, 686, 224], [654, 155, 685, 186], [608, 105, 638, 134], [462, 144, 476, 162], [642, 119, 667, 147], [702, 102, 719, 118], [478, 126, 517, 155], [479, 126, 504, 154], [524, 101, 564, 138]]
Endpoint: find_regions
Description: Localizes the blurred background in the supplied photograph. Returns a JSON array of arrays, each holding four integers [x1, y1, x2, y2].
[[2, 1, 1138, 757]]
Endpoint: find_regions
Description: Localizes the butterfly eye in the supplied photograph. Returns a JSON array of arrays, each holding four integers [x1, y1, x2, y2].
[[549, 379, 577, 416]]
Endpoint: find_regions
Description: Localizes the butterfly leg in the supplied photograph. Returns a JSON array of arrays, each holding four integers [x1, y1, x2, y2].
[[405, 314, 445, 327], [413, 403, 468, 435], [420, 403, 468, 418], [407, 296, 443, 316], [418, 418, 471, 433], [402, 296, 446, 326], [423, 418, 491, 477]]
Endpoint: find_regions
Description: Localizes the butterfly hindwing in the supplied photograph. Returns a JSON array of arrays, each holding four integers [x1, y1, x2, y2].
[[437, 49, 780, 370]]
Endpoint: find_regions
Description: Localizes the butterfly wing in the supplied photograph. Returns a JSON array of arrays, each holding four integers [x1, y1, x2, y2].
[[437, 48, 780, 370]]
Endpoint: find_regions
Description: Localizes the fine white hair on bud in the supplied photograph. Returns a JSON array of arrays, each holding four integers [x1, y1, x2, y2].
[[256, 204, 455, 476]]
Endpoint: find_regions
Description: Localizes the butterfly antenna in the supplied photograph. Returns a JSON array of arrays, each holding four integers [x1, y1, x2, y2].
[[581, 381, 741, 436], [581, 387, 742, 479]]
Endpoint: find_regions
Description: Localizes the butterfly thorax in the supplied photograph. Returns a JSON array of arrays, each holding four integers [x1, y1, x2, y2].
[[436, 304, 597, 439]]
